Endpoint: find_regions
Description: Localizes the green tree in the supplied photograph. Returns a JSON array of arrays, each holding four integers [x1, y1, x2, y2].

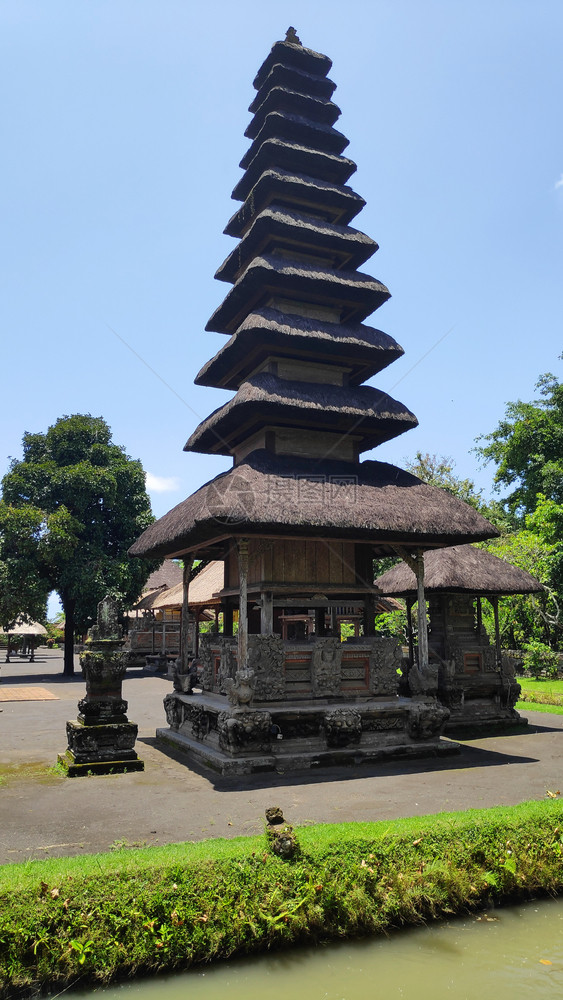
[[1, 415, 156, 675], [404, 452, 513, 531], [475, 365, 563, 518]]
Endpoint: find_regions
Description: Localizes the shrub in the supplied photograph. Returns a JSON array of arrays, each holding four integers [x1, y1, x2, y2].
[[522, 640, 560, 679]]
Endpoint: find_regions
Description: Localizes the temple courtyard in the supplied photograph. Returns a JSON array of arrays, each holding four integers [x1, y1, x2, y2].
[[0, 650, 561, 865]]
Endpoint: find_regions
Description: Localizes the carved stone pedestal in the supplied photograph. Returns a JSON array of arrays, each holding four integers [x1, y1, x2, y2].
[[58, 597, 144, 776]]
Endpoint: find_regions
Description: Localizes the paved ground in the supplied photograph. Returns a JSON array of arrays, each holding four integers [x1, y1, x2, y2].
[[0, 650, 562, 865]]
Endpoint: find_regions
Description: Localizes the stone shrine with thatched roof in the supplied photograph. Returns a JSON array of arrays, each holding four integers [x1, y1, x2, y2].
[[375, 544, 543, 733], [130, 30, 499, 774]]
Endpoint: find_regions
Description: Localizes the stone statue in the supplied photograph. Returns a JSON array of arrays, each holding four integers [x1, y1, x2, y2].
[[225, 667, 256, 710]]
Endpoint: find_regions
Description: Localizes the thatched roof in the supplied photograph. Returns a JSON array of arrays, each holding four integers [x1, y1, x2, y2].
[[206, 254, 390, 334], [0, 619, 48, 636], [253, 38, 332, 92], [129, 450, 499, 562], [232, 139, 356, 202], [215, 206, 377, 284], [143, 561, 183, 592], [185, 373, 417, 456], [375, 544, 543, 597], [224, 169, 365, 238], [250, 64, 336, 114], [196, 308, 403, 390], [151, 560, 225, 609], [246, 87, 341, 140]]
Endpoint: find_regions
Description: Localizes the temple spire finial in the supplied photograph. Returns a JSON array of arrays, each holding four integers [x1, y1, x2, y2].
[[285, 26, 301, 46]]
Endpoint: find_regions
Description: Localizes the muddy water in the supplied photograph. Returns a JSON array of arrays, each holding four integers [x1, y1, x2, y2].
[[57, 897, 563, 1000]]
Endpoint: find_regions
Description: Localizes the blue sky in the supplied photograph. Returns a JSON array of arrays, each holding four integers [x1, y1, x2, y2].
[[2, 0, 562, 535]]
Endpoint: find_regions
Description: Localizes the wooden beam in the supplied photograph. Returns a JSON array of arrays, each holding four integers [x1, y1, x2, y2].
[[392, 546, 429, 671], [180, 557, 193, 673], [491, 596, 502, 671]]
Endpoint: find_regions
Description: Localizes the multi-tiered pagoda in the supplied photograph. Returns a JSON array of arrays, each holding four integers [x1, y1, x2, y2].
[[131, 30, 498, 773]]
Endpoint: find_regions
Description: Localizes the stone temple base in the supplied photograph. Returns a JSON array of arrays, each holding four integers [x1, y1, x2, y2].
[[443, 703, 527, 738], [58, 719, 144, 776], [159, 692, 459, 776]]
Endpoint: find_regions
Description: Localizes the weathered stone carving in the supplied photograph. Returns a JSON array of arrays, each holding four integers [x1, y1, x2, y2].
[[362, 714, 404, 731], [163, 692, 184, 730], [217, 710, 272, 753], [408, 661, 439, 697], [312, 638, 342, 697], [58, 596, 143, 775], [408, 702, 449, 740], [322, 708, 362, 747], [218, 641, 237, 694], [363, 637, 402, 697], [199, 635, 214, 690], [225, 667, 256, 709], [247, 634, 286, 700]]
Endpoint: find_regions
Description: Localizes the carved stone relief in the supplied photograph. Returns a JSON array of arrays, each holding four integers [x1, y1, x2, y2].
[[322, 708, 362, 747], [247, 634, 286, 700], [311, 638, 342, 697]]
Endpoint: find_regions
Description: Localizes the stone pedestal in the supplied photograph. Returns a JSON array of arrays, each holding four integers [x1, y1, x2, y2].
[[58, 597, 144, 776]]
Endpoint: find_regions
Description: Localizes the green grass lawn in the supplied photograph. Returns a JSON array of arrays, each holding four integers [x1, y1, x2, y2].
[[517, 677, 563, 713]]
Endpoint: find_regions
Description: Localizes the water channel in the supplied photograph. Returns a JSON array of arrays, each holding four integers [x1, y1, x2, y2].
[[53, 897, 563, 1000]]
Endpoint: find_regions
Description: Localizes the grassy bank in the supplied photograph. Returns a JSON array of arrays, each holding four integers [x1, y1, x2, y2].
[[2, 800, 563, 998]]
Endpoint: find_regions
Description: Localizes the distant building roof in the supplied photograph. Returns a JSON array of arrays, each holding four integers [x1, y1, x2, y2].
[[375, 544, 543, 598]]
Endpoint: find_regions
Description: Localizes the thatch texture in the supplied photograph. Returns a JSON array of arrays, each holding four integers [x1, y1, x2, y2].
[[253, 38, 332, 91], [185, 372, 417, 455], [375, 544, 543, 597], [151, 560, 224, 609], [143, 561, 183, 592], [216, 206, 376, 284], [195, 307, 403, 390], [246, 87, 341, 139], [232, 139, 355, 202], [0, 619, 47, 636], [250, 65, 336, 113], [206, 254, 389, 334], [224, 169, 365, 238], [129, 451, 499, 561]]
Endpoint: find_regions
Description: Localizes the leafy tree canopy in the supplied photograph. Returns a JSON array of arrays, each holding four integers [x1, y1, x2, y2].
[[475, 364, 563, 518], [1, 414, 156, 673], [404, 451, 513, 532]]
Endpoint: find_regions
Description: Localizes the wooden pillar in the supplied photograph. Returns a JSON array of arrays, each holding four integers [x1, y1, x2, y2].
[[261, 591, 273, 634], [363, 595, 376, 636], [476, 596, 482, 634], [180, 557, 193, 673], [237, 539, 249, 671], [194, 612, 201, 656], [161, 615, 167, 655], [491, 596, 502, 671], [406, 598, 415, 668], [415, 551, 429, 671], [315, 606, 326, 636], [223, 601, 233, 637]]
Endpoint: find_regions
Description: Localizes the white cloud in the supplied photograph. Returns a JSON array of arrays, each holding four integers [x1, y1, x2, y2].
[[145, 472, 180, 493], [555, 174, 563, 190]]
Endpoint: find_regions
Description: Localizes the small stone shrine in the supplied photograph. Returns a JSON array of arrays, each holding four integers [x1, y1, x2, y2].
[[58, 596, 144, 776], [376, 544, 543, 733], [130, 30, 499, 774]]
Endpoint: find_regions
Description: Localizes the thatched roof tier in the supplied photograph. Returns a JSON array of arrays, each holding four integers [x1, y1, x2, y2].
[[224, 169, 365, 238], [185, 373, 417, 456], [195, 308, 403, 390], [152, 560, 225, 609], [240, 112, 349, 170], [129, 451, 499, 562], [206, 254, 389, 334], [215, 207, 377, 284], [246, 88, 341, 140], [232, 141, 356, 203], [375, 544, 543, 597], [253, 38, 332, 91], [143, 561, 183, 592], [249, 64, 336, 112]]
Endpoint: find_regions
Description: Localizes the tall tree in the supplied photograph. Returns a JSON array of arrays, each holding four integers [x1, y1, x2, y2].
[[1, 415, 156, 675], [404, 452, 513, 531], [475, 365, 563, 518]]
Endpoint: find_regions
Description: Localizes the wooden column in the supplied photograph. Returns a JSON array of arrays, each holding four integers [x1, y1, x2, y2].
[[476, 596, 482, 634], [261, 591, 273, 634], [180, 557, 193, 673], [415, 551, 429, 671], [161, 615, 167, 655], [315, 606, 326, 636], [491, 596, 502, 670], [363, 595, 376, 636], [222, 601, 233, 637], [406, 598, 415, 668], [237, 538, 249, 671]]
